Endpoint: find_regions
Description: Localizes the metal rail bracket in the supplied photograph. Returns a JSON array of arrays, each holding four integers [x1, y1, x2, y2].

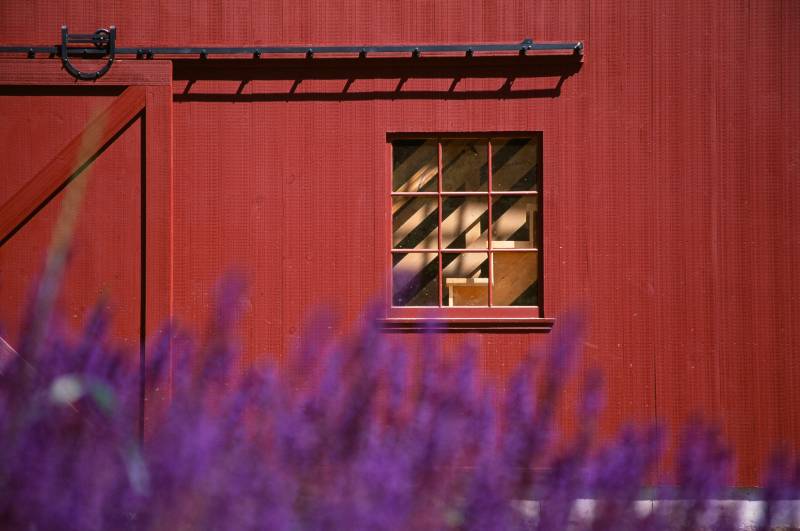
[[0, 25, 584, 81]]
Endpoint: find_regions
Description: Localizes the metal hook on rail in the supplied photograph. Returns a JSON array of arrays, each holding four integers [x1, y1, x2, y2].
[[60, 25, 116, 80]]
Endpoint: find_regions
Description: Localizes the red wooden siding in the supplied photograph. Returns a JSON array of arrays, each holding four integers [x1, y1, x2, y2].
[[0, 0, 798, 485]]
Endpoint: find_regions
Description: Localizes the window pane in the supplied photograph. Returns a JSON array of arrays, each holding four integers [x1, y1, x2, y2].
[[392, 140, 438, 192], [491, 195, 537, 249], [493, 251, 538, 306], [442, 253, 489, 306], [392, 252, 438, 306], [442, 196, 488, 249], [491, 138, 538, 191], [392, 196, 438, 249], [442, 140, 488, 191]]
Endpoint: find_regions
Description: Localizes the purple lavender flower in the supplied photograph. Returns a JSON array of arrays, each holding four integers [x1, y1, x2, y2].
[[0, 276, 796, 530]]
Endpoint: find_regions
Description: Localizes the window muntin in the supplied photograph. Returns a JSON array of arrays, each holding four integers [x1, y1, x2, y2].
[[391, 135, 541, 310]]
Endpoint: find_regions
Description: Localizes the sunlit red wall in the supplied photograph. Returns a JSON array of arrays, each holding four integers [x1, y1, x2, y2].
[[1, 0, 798, 485]]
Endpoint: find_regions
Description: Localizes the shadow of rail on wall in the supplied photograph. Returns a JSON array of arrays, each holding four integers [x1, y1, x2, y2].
[[171, 54, 583, 102]]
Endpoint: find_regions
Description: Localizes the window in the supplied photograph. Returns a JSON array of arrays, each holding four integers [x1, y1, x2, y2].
[[387, 134, 550, 329]]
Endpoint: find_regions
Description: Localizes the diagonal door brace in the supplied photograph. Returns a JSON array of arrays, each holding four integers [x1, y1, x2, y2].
[[0, 85, 146, 245]]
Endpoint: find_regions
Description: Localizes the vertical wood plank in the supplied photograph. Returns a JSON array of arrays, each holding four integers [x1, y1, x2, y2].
[[143, 74, 174, 430]]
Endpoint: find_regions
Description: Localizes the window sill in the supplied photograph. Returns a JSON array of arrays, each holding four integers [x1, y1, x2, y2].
[[379, 317, 554, 333]]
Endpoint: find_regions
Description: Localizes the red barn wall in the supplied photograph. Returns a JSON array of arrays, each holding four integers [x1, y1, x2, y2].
[[1, 0, 798, 486]]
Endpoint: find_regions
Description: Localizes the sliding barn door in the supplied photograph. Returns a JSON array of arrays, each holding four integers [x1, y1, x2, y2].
[[0, 61, 172, 423]]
